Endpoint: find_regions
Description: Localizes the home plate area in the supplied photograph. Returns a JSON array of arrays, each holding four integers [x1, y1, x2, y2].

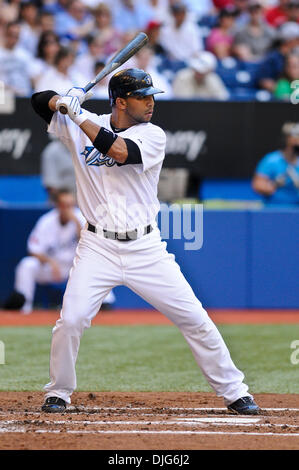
[[0, 392, 298, 449]]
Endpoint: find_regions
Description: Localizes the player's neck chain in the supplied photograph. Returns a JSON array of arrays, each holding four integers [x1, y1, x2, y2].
[[110, 121, 129, 133]]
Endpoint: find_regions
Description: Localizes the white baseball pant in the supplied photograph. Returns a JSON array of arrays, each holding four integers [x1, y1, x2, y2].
[[44, 226, 251, 405]]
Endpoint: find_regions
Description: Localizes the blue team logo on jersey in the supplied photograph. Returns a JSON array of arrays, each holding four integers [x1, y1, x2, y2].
[[81, 146, 116, 167]]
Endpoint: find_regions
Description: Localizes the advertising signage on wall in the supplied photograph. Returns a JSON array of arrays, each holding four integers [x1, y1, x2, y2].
[[0, 98, 297, 177]]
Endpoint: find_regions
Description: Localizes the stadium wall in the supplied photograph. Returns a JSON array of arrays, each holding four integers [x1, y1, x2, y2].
[[0, 207, 298, 309]]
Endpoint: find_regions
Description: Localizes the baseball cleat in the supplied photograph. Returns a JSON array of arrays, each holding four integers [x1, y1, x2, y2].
[[41, 397, 66, 413], [227, 397, 260, 415]]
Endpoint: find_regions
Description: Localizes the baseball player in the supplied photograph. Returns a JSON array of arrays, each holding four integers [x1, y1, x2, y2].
[[31, 68, 260, 415], [3, 189, 115, 313]]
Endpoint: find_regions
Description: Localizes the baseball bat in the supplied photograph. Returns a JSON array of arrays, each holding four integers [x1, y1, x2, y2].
[[59, 32, 148, 114]]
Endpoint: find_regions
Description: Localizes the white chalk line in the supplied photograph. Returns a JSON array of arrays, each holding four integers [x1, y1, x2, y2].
[[0, 417, 298, 432], [2, 417, 261, 425], [0, 427, 298, 437], [67, 406, 299, 412], [1, 419, 298, 429]]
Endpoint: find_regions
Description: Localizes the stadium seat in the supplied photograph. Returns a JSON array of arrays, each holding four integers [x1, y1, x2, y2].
[[200, 179, 260, 201], [216, 57, 266, 99]]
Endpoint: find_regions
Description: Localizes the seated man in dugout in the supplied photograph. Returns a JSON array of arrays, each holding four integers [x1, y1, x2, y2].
[[3, 189, 115, 313]]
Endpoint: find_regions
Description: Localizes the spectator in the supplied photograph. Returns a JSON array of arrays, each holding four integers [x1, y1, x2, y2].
[[265, 0, 299, 28], [212, 0, 233, 8], [206, 5, 238, 59], [43, 0, 70, 16], [274, 51, 299, 99], [72, 33, 105, 83], [184, 0, 214, 19], [2, 190, 86, 314], [234, 0, 251, 28], [233, 1, 276, 60], [172, 50, 229, 98], [41, 137, 77, 201], [91, 60, 110, 98], [0, 21, 33, 96], [134, 44, 173, 98], [146, 19, 167, 56], [113, 0, 154, 34], [31, 31, 61, 87], [18, 0, 40, 55], [34, 45, 85, 94], [39, 10, 56, 34], [0, 0, 21, 27], [54, 0, 93, 42], [35, 47, 86, 94], [92, 2, 122, 56], [259, 21, 299, 92], [147, 0, 170, 23], [159, 2, 204, 62], [286, 0, 299, 23], [252, 122, 299, 205]]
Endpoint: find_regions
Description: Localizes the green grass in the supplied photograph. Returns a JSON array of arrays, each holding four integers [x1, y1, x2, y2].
[[0, 324, 298, 393]]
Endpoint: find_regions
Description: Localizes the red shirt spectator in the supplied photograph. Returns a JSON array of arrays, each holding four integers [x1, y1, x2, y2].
[[213, 0, 234, 8], [265, 0, 297, 28]]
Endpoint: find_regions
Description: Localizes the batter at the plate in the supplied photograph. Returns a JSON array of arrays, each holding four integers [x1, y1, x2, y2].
[[31, 68, 260, 415]]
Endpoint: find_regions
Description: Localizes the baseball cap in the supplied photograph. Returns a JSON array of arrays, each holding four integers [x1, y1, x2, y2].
[[278, 21, 299, 41], [146, 20, 162, 32], [282, 122, 299, 136], [189, 52, 217, 74]]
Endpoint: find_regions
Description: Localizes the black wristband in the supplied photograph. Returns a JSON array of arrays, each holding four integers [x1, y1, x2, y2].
[[93, 127, 118, 155]]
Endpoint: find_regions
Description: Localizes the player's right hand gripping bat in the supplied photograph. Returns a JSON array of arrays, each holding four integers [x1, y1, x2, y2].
[[58, 32, 148, 114]]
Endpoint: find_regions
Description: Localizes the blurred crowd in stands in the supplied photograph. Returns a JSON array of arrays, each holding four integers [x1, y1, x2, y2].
[[0, 0, 299, 101]]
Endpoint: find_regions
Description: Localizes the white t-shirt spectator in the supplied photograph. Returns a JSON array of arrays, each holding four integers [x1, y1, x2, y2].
[[146, 0, 170, 23], [112, 0, 154, 33], [173, 68, 229, 100], [34, 67, 86, 95], [72, 52, 98, 83], [160, 19, 204, 62], [184, 0, 213, 17], [19, 22, 39, 56], [0, 45, 33, 96]]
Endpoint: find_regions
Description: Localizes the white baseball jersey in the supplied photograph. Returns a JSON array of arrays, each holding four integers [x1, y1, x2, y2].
[[27, 208, 85, 271], [48, 111, 166, 232]]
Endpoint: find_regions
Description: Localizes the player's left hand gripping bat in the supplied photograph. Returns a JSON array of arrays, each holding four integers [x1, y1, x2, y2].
[[58, 32, 148, 114]]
